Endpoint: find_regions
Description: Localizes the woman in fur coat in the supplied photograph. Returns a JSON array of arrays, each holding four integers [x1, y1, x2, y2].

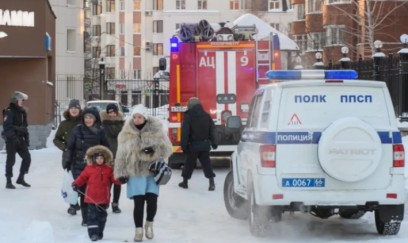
[[114, 104, 172, 242]]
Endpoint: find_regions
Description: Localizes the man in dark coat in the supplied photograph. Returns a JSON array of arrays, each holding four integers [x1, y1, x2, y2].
[[65, 107, 110, 226], [2, 91, 31, 189], [53, 98, 82, 215], [179, 97, 218, 191], [100, 103, 125, 213]]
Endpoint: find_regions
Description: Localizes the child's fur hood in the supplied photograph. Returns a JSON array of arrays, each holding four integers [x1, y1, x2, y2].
[[85, 145, 113, 166]]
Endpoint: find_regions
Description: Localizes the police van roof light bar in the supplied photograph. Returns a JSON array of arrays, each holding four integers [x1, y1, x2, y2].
[[265, 70, 358, 80]]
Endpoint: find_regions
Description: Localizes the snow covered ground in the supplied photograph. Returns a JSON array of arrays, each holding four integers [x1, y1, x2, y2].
[[0, 128, 408, 243]]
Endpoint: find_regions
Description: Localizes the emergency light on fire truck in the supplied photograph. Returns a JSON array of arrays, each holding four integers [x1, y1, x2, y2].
[[265, 69, 358, 80]]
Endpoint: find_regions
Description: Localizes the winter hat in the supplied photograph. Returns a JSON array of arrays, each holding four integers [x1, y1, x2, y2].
[[187, 97, 201, 109], [92, 152, 105, 162], [132, 104, 149, 119], [10, 91, 28, 103], [106, 103, 119, 114], [68, 99, 81, 109]]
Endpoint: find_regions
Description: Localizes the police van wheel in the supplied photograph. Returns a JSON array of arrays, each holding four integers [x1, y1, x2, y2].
[[223, 171, 248, 220], [248, 187, 269, 237], [375, 205, 403, 235]]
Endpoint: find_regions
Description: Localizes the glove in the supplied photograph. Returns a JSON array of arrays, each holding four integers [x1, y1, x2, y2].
[[212, 144, 218, 150], [118, 177, 128, 184], [72, 184, 79, 192], [64, 163, 71, 172], [142, 146, 155, 155]]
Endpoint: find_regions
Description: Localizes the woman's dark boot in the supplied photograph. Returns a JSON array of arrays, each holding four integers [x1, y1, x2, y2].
[[6, 177, 16, 189], [209, 178, 215, 191], [16, 173, 31, 187], [178, 178, 188, 189]]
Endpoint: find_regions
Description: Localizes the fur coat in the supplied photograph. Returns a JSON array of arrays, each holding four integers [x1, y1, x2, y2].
[[114, 116, 172, 178]]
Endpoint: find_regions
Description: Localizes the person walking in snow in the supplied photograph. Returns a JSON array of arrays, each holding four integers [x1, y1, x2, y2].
[[114, 104, 172, 242], [100, 103, 125, 213], [72, 145, 122, 241], [53, 99, 82, 215], [2, 91, 31, 189], [65, 107, 110, 226], [179, 97, 218, 191]]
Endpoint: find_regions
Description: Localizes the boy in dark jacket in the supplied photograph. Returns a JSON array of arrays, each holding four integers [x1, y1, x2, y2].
[[72, 145, 121, 241], [179, 97, 218, 191]]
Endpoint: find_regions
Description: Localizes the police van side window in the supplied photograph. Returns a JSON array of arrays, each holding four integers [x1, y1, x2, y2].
[[247, 93, 263, 128], [260, 90, 272, 129]]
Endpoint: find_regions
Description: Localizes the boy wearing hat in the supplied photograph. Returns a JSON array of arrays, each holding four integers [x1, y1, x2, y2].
[[100, 103, 125, 213], [53, 99, 82, 215], [72, 145, 122, 241], [3, 91, 31, 189]]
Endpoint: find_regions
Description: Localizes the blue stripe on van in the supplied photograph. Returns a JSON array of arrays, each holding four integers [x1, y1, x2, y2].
[[241, 131, 401, 144]]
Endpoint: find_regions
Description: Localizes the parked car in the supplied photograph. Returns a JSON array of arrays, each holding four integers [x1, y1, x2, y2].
[[224, 70, 405, 237], [86, 100, 129, 116]]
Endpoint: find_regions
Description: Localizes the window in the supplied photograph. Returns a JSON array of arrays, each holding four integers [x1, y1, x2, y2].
[[67, 29, 76, 51], [92, 25, 101, 36], [294, 35, 307, 54], [153, 20, 163, 33], [92, 46, 101, 58], [92, 3, 101, 15], [296, 4, 305, 20], [268, 0, 280, 11], [120, 47, 125, 56], [120, 0, 125, 11], [325, 0, 351, 4], [260, 90, 273, 129], [153, 0, 163, 10], [133, 70, 141, 79], [308, 0, 322, 13], [106, 45, 115, 57], [229, 0, 239, 10], [119, 24, 124, 34], [106, 23, 115, 35], [307, 32, 325, 51], [325, 25, 345, 46], [134, 46, 141, 56], [198, 0, 207, 10], [106, 0, 115, 12], [153, 43, 163, 56], [133, 23, 141, 33], [106, 67, 115, 79], [270, 23, 280, 31], [176, 0, 186, 10], [247, 94, 263, 128], [134, 0, 141, 10]]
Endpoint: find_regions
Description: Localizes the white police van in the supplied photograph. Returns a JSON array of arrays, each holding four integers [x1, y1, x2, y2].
[[223, 70, 405, 236]]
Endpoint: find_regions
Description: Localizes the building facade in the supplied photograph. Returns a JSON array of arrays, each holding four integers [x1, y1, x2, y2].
[[291, 0, 408, 68], [0, 0, 56, 149]]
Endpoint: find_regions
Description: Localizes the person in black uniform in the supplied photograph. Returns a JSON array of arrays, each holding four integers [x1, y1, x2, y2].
[[2, 91, 31, 189], [178, 97, 218, 191]]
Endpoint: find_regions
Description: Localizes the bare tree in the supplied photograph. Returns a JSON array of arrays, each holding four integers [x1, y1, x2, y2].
[[329, 0, 408, 58]]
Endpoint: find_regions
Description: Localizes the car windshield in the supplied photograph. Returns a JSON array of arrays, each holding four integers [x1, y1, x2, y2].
[[87, 102, 112, 112]]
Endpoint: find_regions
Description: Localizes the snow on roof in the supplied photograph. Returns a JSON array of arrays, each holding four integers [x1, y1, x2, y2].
[[232, 13, 299, 51]]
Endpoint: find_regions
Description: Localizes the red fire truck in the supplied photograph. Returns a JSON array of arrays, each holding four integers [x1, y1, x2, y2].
[[167, 24, 282, 168]]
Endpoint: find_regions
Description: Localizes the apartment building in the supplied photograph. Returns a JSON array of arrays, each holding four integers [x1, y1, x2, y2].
[[291, 0, 408, 67], [85, 0, 296, 104]]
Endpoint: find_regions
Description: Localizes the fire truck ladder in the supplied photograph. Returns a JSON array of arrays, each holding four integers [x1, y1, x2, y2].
[[256, 33, 274, 84]]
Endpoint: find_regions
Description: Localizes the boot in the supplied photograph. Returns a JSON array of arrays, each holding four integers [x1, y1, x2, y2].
[[67, 205, 77, 215], [112, 203, 121, 213], [16, 174, 31, 187], [178, 178, 188, 189], [145, 221, 154, 239], [6, 177, 16, 189], [209, 178, 215, 191], [134, 227, 143, 242]]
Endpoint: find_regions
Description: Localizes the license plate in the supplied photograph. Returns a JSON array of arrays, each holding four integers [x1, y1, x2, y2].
[[170, 106, 187, 112], [282, 178, 325, 187]]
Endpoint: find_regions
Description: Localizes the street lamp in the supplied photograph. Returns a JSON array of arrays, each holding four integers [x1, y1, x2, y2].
[[313, 52, 325, 69], [98, 57, 106, 99], [398, 34, 408, 121], [372, 40, 385, 81], [339, 46, 350, 69]]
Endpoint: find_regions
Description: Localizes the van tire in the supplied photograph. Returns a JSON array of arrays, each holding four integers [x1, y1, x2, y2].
[[375, 205, 404, 235], [223, 171, 248, 220], [248, 187, 269, 237]]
